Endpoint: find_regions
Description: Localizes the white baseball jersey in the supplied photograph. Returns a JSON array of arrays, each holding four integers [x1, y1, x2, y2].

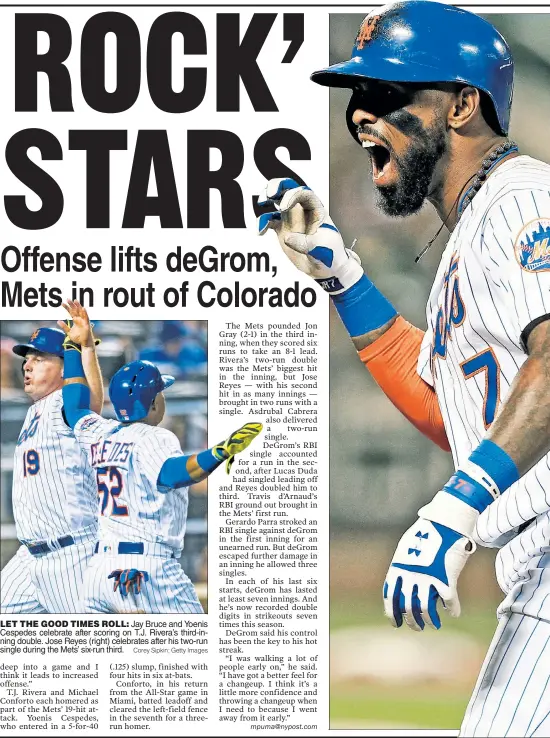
[[72, 413, 202, 614], [1, 389, 98, 614], [417, 155, 550, 600], [460, 610, 550, 736], [73, 413, 190, 554], [12, 389, 97, 541], [414, 155, 550, 736]]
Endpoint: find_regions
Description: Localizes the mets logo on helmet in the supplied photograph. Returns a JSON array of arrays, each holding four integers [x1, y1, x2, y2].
[[30, 330, 39, 341], [356, 15, 380, 49]]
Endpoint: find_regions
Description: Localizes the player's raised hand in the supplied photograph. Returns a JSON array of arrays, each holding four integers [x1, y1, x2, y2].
[[383, 518, 475, 631], [108, 569, 149, 597], [257, 178, 364, 295], [213, 422, 263, 474], [57, 300, 100, 351]]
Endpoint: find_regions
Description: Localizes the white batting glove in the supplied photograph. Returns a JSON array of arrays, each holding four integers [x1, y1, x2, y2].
[[383, 511, 476, 632], [257, 178, 364, 295]]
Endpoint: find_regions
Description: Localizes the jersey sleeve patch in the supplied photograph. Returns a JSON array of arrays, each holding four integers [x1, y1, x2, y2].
[[74, 413, 116, 444], [78, 415, 100, 432], [514, 219, 550, 273]]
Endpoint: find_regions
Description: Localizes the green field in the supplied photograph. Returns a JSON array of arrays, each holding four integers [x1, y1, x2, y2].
[[331, 593, 498, 637], [330, 594, 499, 730], [332, 685, 469, 729]]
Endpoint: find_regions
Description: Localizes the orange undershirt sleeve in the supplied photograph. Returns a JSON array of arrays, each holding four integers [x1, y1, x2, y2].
[[357, 316, 450, 452]]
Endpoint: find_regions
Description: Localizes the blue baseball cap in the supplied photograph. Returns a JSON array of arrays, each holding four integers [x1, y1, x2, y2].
[[311, 0, 514, 136], [13, 327, 65, 359]]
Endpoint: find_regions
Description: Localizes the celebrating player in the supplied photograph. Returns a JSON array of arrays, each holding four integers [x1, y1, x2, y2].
[[259, 2, 550, 735], [0, 311, 103, 613], [60, 303, 262, 614]]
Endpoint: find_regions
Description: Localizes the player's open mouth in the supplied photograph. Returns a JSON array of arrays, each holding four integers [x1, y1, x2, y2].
[[360, 136, 394, 185]]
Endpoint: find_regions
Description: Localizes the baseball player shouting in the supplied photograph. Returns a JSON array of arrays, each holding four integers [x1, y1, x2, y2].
[[259, 2, 550, 735], [0, 312, 103, 613], [60, 302, 262, 614]]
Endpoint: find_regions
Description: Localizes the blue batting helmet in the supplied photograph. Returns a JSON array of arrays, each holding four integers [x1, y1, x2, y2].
[[109, 360, 175, 422], [13, 327, 65, 358], [311, 0, 514, 136]]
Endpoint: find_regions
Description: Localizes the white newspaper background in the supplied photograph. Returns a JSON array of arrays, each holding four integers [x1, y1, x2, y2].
[[0, 4, 329, 735]]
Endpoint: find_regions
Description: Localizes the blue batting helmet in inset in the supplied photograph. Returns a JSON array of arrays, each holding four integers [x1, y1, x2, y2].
[[311, 0, 514, 136], [13, 327, 65, 358], [109, 360, 175, 422]]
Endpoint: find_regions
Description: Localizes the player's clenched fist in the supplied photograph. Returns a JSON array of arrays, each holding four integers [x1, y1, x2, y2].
[[213, 422, 263, 474], [257, 178, 364, 295], [383, 518, 475, 631]]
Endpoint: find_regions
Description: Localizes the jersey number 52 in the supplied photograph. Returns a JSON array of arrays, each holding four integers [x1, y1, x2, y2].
[[97, 467, 128, 517]]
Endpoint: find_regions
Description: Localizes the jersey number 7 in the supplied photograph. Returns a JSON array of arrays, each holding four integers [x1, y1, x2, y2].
[[97, 467, 128, 517], [460, 348, 500, 429]]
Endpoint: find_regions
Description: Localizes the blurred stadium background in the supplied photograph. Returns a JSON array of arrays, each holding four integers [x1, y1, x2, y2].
[[329, 12, 550, 730], [0, 320, 208, 610]]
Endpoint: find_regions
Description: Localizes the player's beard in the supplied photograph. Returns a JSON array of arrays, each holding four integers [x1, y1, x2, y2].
[[374, 111, 448, 217]]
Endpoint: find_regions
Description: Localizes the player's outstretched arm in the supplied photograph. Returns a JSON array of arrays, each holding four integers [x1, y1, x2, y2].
[[81, 341, 103, 415], [258, 178, 449, 451], [383, 323, 550, 631], [58, 300, 104, 415], [158, 423, 263, 489], [61, 348, 93, 429], [383, 327, 550, 632]]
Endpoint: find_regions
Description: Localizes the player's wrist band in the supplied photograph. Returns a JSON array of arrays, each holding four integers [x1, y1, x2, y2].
[[469, 440, 519, 490], [331, 275, 398, 337], [63, 349, 85, 378], [200, 448, 227, 469], [443, 440, 519, 513]]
